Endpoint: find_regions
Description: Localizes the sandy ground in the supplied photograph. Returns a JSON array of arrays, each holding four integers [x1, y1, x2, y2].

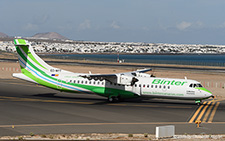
[[0, 133, 225, 140], [0, 60, 225, 99]]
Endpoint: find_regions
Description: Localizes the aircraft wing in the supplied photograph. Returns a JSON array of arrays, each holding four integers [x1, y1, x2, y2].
[[79, 68, 151, 85], [122, 68, 152, 76], [80, 73, 117, 80]]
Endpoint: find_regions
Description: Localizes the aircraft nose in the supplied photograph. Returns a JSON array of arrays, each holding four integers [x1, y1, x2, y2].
[[206, 92, 213, 98], [198, 87, 213, 98]]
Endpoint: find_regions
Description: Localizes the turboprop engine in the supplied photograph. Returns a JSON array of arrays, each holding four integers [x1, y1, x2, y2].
[[116, 74, 138, 86]]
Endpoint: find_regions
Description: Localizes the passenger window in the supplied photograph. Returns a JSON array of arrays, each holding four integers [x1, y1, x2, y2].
[[93, 82, 95, 85], [74, 80, 76, 83], [159, 85, 161, 88], [143, 85, 145, 87], [77, 80, 79, 83], [147, 85, 149, 88], [135, 84, 137, 87], [70, 80, 72, 83], [163, 86, 166, 89], [85, 81, 87, 84], [151, 85, 153, 88], [168, 86, 170, 89], [89, 81, 91, 84], [139, 84, 141, 87], [155, 85, 157, 88]]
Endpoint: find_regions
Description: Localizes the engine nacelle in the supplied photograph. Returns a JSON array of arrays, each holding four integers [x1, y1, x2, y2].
[[116, 74, 138, 85], [135, 72, 151, 78]]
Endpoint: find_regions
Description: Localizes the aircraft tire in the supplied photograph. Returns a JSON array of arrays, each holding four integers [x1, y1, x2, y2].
[[108, 96, 119, 103], [197, 102, 202, 106]]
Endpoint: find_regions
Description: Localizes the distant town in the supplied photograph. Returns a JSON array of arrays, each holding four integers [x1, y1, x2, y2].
[[1, 36, 225, 54]]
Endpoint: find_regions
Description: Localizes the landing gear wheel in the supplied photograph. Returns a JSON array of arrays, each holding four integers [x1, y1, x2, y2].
[[108, 96, 119, 103], [108, 97, 114, 102], [195, 100, 202, 106]]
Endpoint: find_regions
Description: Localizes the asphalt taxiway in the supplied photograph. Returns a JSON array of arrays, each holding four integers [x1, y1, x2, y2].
[[0, 79, 225, 136]]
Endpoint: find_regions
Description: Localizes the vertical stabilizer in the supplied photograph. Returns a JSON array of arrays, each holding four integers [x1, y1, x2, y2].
[[14, 39, 58, 83], [14, 39, 54, 72]]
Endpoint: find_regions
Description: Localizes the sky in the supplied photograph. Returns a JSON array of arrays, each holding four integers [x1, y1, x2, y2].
[[1, 0, 225, 44]]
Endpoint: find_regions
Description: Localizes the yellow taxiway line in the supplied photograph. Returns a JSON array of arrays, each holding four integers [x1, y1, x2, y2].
[[2, 121, 225, 129], [202, 102, 215, 123], [188, 101, 206, 123], [189, 101, 220, 123], [208, 102, 220, 123]]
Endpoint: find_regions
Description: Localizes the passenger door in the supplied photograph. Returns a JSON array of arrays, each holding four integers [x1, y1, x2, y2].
[[132, 83, 141, 96]]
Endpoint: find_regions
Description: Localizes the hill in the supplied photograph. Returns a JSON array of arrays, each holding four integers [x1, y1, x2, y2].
[[32, 32, 68, 40], [0, 32, 9, 38]]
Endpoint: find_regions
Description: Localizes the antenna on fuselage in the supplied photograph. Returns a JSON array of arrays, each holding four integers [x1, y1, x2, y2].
[[184, 76, 187, 80]]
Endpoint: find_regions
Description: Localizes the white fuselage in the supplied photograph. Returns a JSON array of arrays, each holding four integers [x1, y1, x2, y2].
[[52, 72, 212, 100]]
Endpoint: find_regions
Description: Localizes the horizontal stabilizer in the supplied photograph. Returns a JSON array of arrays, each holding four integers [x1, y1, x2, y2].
[[12, 73, 37, 83]]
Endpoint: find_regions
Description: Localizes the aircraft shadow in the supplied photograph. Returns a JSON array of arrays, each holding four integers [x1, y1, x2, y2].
[[30, 93, 197, 106]]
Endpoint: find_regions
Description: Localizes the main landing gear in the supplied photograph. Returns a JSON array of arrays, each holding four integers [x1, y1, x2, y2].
[[108, 96, 123, 103]]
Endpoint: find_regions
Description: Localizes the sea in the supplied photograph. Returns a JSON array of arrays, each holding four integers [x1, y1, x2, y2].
[[40, 54, 225, 67]]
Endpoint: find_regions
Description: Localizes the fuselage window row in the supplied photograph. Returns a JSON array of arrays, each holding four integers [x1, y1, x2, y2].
[[67, 79, 171, 89]]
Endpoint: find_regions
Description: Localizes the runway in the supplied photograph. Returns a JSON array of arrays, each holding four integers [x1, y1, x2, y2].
[[0, 79, 225, 136]]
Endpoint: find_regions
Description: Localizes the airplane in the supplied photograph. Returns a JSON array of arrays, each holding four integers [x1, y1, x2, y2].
[[12, 39, 214, 105]]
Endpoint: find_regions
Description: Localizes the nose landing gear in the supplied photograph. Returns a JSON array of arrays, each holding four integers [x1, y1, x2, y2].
[[195, 100, 202, 106]]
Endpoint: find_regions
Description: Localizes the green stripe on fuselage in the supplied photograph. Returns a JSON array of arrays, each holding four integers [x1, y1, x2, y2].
[[195, 87, 212, 94]]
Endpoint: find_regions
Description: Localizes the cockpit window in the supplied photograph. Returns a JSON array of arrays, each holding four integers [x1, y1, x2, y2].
[[189, 83, 203, 88], [196, 83, 203, 87]]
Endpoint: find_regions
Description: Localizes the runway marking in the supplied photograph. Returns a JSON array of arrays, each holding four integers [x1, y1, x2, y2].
[[188, 101, 220, 123], [208, 102, 220, 123], [134, 104, 160, 107], [202, 102, 215, 123], [197, 101, 211, 121], [2, 121, 225, 128], [0, 122, 188, 128], [188, 101, 206, 123], [166, 106, 192, 109], [107, 104, 127, 106]]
